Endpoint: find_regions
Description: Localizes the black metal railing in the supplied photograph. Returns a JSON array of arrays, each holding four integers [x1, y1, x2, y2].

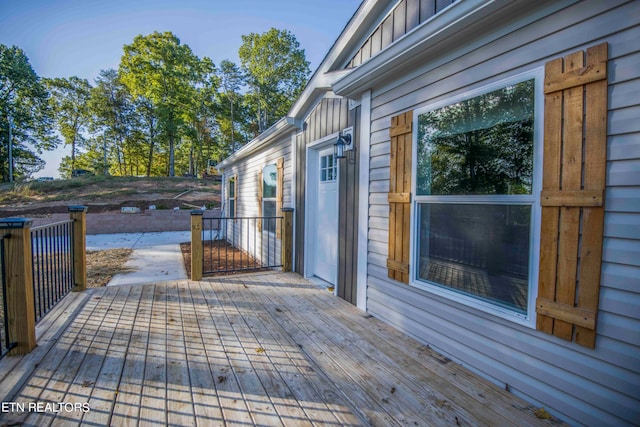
[[202, 216, 282, 275], [0, 233, 16, 359], [30, 220, 74, 323]]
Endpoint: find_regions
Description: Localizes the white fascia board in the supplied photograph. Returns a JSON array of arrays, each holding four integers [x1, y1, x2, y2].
[[288, 0, 396, 120], [332, 0, 538, 98], [288, 69, 354, 120], [217, 118, 297, 171]]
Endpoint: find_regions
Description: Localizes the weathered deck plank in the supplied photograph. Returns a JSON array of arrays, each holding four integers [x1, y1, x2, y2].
[[0, 272, 559, 426]]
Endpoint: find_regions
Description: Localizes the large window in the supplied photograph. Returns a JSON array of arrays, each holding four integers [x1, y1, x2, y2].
[[414, 78, 537, 316], [262, 164, 277, 234]]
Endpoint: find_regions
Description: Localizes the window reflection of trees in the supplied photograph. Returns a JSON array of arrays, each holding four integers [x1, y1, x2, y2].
[[415, 80, 535, 314], [417, 80, 534, 196]]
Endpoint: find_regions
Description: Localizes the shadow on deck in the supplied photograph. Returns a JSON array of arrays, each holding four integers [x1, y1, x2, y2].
[[0, 272, 557, 426]]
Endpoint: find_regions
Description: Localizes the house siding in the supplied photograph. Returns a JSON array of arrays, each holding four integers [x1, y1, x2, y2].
[[294, 96, 350, 274], [347, 0, 457, 68], [221, 133, 293, 266], [363, 0, 640, 425], [337, 106, 360, 304]]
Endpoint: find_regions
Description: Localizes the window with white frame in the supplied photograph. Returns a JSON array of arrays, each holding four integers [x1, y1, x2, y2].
[[262, 164, 277, 234], [413, 78, 538, 317], [320, 154, 337, 182]]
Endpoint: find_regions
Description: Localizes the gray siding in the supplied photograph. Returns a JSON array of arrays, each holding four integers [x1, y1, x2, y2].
[[337, 106, 361, 305], [364, 0, 640, 425], [348, 0, 457, 68], [294, 97, 350, 274]]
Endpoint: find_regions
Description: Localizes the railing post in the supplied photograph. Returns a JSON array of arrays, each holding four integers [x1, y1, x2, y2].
[[191, 211, 203, 281], [281, 208, 294, 272], [68, 206, 88, 292], [0, 218, 36, 355]]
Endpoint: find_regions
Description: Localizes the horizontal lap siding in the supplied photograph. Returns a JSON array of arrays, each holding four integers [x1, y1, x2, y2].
[[225, 150, 292, 218], [365, 1, 640, 425]]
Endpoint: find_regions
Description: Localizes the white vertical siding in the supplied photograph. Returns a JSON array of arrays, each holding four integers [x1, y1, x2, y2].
[[364, 0, 640, 425]]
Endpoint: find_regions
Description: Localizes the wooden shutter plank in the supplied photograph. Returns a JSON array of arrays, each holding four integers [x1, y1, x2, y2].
[[388, 193, 411, 203], [537, 57, 563, 334], [543, 61, 606, 94], [576, 42, 608, 348], [554, 50, 585, 341], [387, 111, 413, 284], [536, 298, 596, 330], [401, 126, 412, 284], [540, 189, 603, 206], [393, 114, 406, 283], [234, 174, 239, 217], [276, 158, 284, 239], [257, 170, 263, 232], [537, 42, 608, 348]]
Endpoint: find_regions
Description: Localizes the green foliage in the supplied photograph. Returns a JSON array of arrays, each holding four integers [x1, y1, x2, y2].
[[2, 27, 311, 181], [239, 28, 310, 133], [45, 76, 92, 173], [1, 44, 59, 181], [119, 31, 205, 176], [416, 80, 535, 196]]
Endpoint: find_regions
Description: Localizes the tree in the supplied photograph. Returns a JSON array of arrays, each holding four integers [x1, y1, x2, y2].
[[46, 76, 92, 175], [119, 31, 202, 176], [218, 59, 245, 150], [0, 44, 58, 181], [239, 28, 310, 133], [182, 57, 220, 176], [88, 68, 135, 175]]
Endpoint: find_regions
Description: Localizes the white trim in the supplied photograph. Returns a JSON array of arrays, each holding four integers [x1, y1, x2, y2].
[[290, 132, 297, 270], [356, 90, 371, 311], [332, 0, 553, 99], [288, 0, 396, 120], [217, 118, 296, 170], [408, 69, 544, 328], [304, 133, 341, 286]]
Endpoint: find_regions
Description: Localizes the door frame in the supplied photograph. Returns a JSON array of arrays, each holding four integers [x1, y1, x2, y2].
[[304, 132, 340, 290]]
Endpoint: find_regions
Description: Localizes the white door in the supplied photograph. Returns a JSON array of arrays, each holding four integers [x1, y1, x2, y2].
[[311, 146, 339, 285]]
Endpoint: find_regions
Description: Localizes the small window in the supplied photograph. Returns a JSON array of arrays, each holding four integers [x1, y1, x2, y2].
[[262, 164, 277, 233], [414, 78, 538, 317], [320, 154, 337, 182], [228, 177, 235, 217]]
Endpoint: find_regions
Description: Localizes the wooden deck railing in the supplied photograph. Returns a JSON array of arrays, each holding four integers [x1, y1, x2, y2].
[[190, 208, 294, 281], [0, 207, 87, 356]]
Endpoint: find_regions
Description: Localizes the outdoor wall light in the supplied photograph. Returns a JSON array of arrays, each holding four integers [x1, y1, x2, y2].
[[334, 127, 354, 159]]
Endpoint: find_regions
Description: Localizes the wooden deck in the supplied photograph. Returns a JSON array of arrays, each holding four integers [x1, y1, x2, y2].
[[0, 272, 558, 426]]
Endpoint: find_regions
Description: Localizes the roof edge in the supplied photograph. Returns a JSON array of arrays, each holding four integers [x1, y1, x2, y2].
[[217, 118, 298, 171]]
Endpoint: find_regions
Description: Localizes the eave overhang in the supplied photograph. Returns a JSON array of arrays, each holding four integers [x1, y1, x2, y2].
[[332, 0, 560, 99], [288, 0, 396, 120], [217, 117, 298, 171]]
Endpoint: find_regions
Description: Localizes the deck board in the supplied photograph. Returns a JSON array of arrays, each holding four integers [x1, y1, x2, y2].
[[0, 272, 559, 426]]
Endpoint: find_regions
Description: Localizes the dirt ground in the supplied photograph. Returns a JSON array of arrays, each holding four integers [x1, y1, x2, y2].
[[86, 248, 135, 288], [0, 176, 220, 217], [180, 241, 264, 278]]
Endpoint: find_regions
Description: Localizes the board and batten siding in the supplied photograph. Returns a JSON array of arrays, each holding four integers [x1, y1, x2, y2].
[[347, 0, 457, 68], [364, 0, 639, 425], [294, 96, 350, 274]]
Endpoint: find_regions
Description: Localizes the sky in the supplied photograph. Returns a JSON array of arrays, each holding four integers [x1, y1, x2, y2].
[[0, 0, 363, 177]]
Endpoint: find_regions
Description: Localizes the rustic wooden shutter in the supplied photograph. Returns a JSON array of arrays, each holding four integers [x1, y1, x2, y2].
[[276, 158, 284, 239], [257, 169, 263, 232], [387, 111, 413, 284], [536, 42, 608, 349], [229, 174, 238, 218]]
